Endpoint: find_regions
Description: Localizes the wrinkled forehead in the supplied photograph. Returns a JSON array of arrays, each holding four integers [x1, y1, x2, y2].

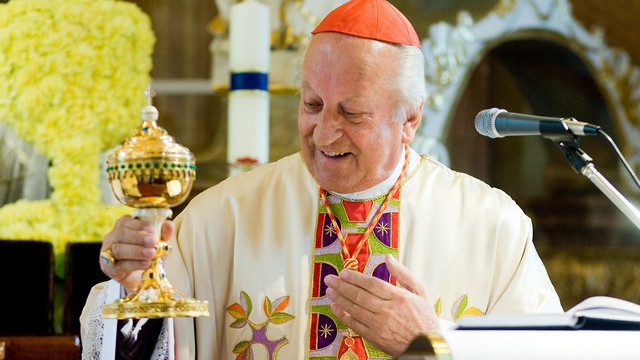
[[302, 33, 398, 79]]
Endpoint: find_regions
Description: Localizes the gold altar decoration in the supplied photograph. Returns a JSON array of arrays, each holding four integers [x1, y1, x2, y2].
[[0, 0, 154, 276], [102, 86, 209, 319], [398, 333, 451, 360]]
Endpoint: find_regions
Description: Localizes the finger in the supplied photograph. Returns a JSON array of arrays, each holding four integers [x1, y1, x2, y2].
[[339, 269, 395, 301], [100, 217, 152, 269], [385, 254, 424, 296], [99, 241, 155, 274], [160, 220, 174, 241], [327, 286, 378, 328], [102, 259, 151, 290], [102, 258, 151, 277], [329, 300, 371, 336], [116, 215, 155, 234], [117, 216, 156, 245], [111, 242, 157, 262], [103, 216, 156, 251], [325, 272, 388, 312]]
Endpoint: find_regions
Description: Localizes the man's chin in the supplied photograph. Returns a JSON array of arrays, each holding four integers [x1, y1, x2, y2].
[[314, 174, 359, 194], [315, 175, 345, 192]]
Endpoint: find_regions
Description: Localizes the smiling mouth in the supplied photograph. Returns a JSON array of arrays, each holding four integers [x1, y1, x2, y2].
[[322, 150, 349, 158]]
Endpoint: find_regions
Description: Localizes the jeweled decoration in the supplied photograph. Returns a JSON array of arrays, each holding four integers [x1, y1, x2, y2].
[[102, 86, 209, 319]]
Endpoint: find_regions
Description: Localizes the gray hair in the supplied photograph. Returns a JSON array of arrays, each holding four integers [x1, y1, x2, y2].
[[389, 44, 427, 123]]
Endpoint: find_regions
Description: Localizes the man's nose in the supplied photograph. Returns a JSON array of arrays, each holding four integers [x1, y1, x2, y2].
[[313, 111, 343, 146]]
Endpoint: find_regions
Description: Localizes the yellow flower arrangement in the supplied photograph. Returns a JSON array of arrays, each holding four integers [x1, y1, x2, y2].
[[0, 0, 155, 275]]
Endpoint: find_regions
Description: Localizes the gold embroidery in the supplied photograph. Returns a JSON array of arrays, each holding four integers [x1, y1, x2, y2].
[[324, 223, 337, 237], [319, 324, 334, 338], [340, 348, 359, 360]]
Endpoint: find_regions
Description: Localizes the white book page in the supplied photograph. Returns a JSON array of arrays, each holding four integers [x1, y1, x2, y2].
[[568, 296, 640, 322], [456, 296, 640, 329]]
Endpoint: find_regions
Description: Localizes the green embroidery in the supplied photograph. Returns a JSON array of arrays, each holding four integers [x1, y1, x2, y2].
[[314, 253, 343, 270], [454, 294, 469, 319]]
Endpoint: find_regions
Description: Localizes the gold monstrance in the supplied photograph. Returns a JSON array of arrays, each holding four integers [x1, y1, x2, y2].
[[102, 86, 209, 319]]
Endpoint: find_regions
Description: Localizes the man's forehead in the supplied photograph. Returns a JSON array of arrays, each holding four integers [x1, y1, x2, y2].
[[301, 70, 384, 110], [302, 80, 368, 99], [301, 36, 397, 94], [304, 33, 398, 65]]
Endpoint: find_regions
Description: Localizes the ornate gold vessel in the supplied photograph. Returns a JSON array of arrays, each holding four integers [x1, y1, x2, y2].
[[102, 86, 209, 319]]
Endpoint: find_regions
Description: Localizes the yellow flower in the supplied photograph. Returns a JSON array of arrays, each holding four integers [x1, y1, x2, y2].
[[0, 0, 155, 276]]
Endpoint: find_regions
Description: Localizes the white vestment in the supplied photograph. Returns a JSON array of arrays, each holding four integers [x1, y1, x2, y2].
[[81, 149, 562, 359]]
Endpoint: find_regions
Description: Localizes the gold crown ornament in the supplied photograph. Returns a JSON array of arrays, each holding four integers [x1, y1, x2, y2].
[[102, 85, 209, 319]]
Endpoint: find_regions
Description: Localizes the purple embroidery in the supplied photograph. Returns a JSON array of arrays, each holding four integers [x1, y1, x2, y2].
[[252, 325, 287, 358], [316, 313, 337, 349], [227, 291, 295, 359], [372, 262, 391, 282], [319, 263, 339, 297], [374, 212, 392, 246], [321, 213, 340, 247]]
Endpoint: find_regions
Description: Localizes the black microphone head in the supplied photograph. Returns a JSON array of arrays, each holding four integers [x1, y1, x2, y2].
[[475, 108, 506, 138]]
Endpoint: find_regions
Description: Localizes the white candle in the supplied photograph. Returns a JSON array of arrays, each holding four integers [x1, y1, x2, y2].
[[227, 0, 271, 175], [229, 0, 270, 72]]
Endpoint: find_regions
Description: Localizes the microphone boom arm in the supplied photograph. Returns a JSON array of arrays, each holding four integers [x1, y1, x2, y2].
[[555, 138, 640, 230]]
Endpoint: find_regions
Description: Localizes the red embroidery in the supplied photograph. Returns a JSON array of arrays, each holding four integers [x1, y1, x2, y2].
[[343, 200, 373, 222], [344, 233, 371, 273], [338, 336, 368, 359]]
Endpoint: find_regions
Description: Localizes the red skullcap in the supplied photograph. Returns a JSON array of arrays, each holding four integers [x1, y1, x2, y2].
[[311, 0, 421, 48]]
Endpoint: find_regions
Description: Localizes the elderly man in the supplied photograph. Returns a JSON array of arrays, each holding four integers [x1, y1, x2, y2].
[[81, 0, 562, 358]]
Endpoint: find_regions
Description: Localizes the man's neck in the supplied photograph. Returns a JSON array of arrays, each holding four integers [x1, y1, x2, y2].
[[331, 146, 419, 200]]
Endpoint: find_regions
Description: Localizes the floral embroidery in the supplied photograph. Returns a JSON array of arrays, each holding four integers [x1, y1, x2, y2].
[[227, 291, 295, 360], [434, 294, 484, 320]]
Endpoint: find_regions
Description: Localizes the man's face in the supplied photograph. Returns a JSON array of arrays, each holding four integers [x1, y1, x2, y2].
[[298, 33, 414, 193]]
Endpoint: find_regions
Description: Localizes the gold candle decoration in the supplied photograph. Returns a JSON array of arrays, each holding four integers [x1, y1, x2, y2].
[[102, 86, 209, 319]]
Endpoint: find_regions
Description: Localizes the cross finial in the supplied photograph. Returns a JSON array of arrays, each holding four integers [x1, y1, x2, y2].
[[144, 85, 156, 106]]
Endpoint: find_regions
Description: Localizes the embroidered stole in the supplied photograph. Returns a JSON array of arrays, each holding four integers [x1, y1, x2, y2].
[[309, 190, 400, 359]]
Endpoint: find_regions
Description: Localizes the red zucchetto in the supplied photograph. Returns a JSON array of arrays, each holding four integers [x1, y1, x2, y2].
[[311, 0, 421, 48]]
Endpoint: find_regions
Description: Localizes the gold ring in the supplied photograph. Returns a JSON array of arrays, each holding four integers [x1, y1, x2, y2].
[[100, 247, 116, 266]]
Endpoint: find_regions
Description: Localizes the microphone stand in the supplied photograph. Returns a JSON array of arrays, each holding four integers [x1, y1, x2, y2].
[[553, 136, 640, 230]]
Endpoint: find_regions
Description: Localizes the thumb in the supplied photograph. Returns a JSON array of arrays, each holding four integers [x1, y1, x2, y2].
[[161, 220, 175, 242], [385, 254, 424, 296]]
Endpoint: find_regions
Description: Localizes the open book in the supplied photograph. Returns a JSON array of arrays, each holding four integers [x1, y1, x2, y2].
[[456, 296, 640, 330]]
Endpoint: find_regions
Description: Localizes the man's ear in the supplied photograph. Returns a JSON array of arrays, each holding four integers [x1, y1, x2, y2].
[[402, 102, 424, 144]]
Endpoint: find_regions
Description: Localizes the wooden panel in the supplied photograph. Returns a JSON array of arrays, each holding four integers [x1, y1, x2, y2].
[[63, 243, 109, 336], [0, 240, 54, 336], [0, 336, 80, 360], [131, 0, 216, 78]]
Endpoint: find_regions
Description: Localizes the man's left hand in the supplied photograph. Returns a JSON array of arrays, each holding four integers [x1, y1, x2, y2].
[[324, 254, 440, 356]]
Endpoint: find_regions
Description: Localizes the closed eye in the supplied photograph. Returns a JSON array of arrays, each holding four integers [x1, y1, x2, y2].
[[304, 101, 322, 113], [339, 107, 367, 121]]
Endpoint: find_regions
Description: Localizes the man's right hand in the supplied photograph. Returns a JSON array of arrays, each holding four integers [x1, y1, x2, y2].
[[99, 215, 175, 292]]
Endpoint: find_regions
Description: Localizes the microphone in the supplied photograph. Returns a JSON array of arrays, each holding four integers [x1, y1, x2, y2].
[[475, 108, 600, 139]]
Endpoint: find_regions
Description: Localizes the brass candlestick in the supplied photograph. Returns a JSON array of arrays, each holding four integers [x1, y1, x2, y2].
[[102, 86, 209, 319]]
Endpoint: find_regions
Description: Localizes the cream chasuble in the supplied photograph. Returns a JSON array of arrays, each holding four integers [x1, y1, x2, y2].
[[81, 148, 562, 359]]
